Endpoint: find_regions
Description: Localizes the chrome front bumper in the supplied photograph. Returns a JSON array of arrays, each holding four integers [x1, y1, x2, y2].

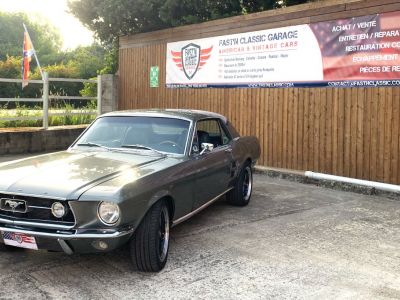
[[0, 216, 134, 239], [0, 225, 134, 239], [0, 218, 134, 254]]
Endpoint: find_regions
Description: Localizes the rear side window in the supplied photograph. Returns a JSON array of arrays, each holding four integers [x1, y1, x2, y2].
[[226, 121, 239, 138]]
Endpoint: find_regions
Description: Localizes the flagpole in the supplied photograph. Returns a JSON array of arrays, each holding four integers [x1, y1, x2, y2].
[[23, 23, 43, 79], [22, 25, 25, 89]]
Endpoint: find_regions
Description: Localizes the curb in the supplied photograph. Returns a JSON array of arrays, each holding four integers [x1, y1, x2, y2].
[[255, 166, 400, 200]]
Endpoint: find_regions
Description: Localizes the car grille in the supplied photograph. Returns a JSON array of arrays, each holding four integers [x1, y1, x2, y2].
[[0, 193, 75, 227]]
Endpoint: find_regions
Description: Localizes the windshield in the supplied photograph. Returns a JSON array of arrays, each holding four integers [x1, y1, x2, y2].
[[75, 116, 191, 155]]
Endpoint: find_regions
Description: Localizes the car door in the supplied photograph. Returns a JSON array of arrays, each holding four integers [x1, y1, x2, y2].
[[190, 118, 234, 210]]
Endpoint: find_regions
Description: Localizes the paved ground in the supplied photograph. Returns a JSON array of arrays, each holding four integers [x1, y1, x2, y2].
[[0, 153, 35, 163], [0, 154, 399, 299]]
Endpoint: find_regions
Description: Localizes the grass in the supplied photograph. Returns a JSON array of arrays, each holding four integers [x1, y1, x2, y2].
[[0, 101, 97, 128]]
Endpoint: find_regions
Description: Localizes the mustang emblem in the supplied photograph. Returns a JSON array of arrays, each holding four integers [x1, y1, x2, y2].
[[0, 199, 27, 212], [5, 200, 23, 209]]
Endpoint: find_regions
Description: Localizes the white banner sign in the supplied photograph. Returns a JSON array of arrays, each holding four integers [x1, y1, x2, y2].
[[166, 11, 400, 88], [166, 24, 322, 88]]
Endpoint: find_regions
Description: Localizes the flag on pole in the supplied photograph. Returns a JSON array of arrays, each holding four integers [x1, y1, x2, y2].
[[22, 24, 43, 89], [22, 29, 34, 88]]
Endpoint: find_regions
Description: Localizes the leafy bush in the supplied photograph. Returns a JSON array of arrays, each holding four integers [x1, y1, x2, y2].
[[0, 101, 96, 128], [0, 56, 43, 100], [80, 80, 97, 97], [0, 12, 109, 129]]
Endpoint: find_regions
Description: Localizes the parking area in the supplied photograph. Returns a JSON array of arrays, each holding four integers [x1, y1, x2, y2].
[[0, 154, 32, 163], [0, 156, 399, 299]]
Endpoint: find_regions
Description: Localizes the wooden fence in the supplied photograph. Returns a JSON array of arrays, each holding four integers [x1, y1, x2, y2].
[[118, 0, 400, 185]]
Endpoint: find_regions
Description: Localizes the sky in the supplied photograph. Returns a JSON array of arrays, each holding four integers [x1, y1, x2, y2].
[[0, 0, 94, 50]]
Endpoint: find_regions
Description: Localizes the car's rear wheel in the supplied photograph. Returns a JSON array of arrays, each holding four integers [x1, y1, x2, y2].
[[227, 161, 253, 206], [129, 199, 170, 272]]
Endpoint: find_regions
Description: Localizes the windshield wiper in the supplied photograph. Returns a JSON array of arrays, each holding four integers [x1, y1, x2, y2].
[[77, 142, 166, 156], [77, 142, 111, 151], [120, 144, 166, 156]]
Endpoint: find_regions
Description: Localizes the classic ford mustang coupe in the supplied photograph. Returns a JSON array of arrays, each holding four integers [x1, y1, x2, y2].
[[0, 109, 260, 272]]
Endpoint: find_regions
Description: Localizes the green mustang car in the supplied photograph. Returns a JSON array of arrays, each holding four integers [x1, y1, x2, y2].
[[0, 109, 260, 272]]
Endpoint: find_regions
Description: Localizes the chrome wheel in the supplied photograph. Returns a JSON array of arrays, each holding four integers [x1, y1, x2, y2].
[[243, 166, 252, 201], [158, 205, 170, 262], [227, 162, 253, 206]]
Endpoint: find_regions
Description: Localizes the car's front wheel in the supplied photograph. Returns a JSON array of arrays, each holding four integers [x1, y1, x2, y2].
[[227, 161, 253, 206], [129, 199, 170, 272]]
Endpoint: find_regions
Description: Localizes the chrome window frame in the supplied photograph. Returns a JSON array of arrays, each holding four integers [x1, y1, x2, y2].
[[188, 117, 232, 157], [70, 115, 193, 157]]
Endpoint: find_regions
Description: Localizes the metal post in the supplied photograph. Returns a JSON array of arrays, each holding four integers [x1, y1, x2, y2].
[[97, 75, 102, 116], [42, 72, 49, 129]]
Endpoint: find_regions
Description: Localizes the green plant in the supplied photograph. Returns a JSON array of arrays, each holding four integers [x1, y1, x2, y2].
[[0, 100, 96, 128]]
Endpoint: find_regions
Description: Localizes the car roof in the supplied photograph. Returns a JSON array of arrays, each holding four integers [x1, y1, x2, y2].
[[101, 109, 228, 123]]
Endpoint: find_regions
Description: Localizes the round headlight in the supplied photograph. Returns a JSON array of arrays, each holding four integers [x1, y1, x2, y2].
[[51, 202, 66, 218], [98, 202, 120, 225]]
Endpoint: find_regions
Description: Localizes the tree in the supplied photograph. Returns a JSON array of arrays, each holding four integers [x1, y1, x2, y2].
[[0, 12, 109, 113], [159, 0, 243, 27], [0, 12, 62, 65], [61, 44, 106, 78], [68, 0, 166, 44], [0, 11, 107, 99], [0, 12, 106, 79], [68, 0, 313, 72], [68, 0, 313, 44]]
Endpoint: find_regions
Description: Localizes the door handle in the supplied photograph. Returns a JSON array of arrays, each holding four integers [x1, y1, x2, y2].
[[225, 148, 232, 153]]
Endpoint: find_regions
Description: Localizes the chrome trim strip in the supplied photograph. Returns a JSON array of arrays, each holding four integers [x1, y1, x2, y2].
[[27, 206, 51, 210], [97, 113, 194, 123], [183, 120, 193, 156], [188, 121, 198, 156], [188, 117, 229, 157], [0, 191, 66, 201], [172, 187, 233, 226], [0, 217, 74, 230], [0, 226, 134, 239], [71, 116, 193, 157], [0, 218, 13, 225], [67, 201, 77, 228]]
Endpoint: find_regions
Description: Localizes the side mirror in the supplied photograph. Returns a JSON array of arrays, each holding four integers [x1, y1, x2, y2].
[[200, 143, 214, 155]]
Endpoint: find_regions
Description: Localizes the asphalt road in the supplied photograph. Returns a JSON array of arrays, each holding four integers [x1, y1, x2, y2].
[[0, 155, 400, 299]]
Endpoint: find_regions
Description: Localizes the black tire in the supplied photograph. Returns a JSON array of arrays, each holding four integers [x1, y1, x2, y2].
[[129, 199, 170, 272], [227, 161, 253, 206]]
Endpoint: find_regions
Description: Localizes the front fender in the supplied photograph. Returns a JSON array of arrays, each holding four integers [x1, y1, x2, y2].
[[147, 189, 170, 209]]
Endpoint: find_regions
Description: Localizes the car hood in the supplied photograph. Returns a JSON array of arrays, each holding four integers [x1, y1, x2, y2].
[[0, 150, 168, 199]]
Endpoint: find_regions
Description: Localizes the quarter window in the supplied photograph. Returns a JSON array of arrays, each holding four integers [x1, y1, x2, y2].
[[219, 122, 232, 145]]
